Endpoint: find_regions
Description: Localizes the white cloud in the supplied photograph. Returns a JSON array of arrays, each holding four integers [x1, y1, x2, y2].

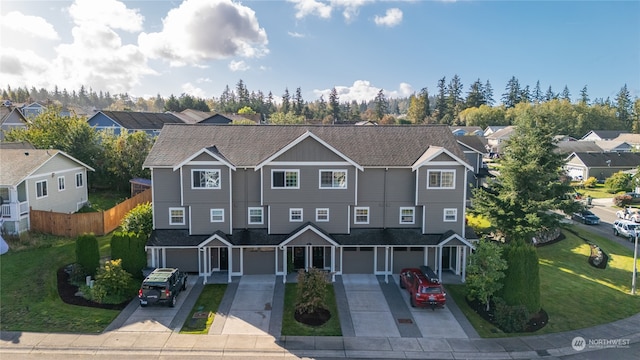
[[0, 11, 60, 40], [69, 0, 144, 32], [181, 82, 208, 98], [289, 0, 332, 19], [229, 60, 250, 72], [313, 80, 412, 102], [138, 0, 268, 67], [374, 8, 403, 27], [332, 0, 371, 23], [288, 31, 306, 38]]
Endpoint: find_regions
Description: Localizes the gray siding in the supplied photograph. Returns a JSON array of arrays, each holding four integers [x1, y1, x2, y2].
[[273, 137, 346, 162], [180, 165, 231, 234], [231, 169, 263, 228], [152, 168, 187, 229]]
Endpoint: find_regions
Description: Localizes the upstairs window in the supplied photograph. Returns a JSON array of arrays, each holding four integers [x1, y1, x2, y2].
[[399, 207, 415, 224], [248, 207, 264, 224], [319, 170, 347, 188], [289, 208, 303, 222], [58, 176, 65, 191], [354, 207, 370, 224], [75, 172, 84, 188], [272, 170, 299, 189], [316, 208, 329, 222], [443, 208, 458, 222], [169, 207, 185, 225], [427, 170, 455, 189], [36, 180, 48, 198], [192, 169, 221, 189], [210, 209, 224, 222]]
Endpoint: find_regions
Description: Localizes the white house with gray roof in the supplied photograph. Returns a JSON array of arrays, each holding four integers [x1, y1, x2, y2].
[[143, 124, 477, 284], [0, 148, 94, 234]]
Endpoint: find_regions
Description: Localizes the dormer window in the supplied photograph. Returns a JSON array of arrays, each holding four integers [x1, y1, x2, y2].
[[427, 170, 455, 189], [192, 169, 221, 189]]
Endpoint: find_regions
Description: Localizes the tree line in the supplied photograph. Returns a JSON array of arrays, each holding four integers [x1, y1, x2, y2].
[[2, 75, 638, 136]]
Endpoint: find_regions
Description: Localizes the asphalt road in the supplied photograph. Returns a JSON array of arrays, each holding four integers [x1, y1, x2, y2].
[[571, 199, 638, 253]]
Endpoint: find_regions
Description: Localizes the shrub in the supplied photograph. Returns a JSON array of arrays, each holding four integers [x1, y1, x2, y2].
[[88, 259, 133, 304], [499, 241, 541, 313], [494, 297, 530, 333], [466, 239, 507, 311], [75, 233, 99, 277], [120, 202, 153, 237], [295, 268, 328, 315], [605, 171, 631, 193], [614, 194, 633, 207], [583, 176, 598, 188], [67, 263, 87, 286], [111, 232, 147, 278]]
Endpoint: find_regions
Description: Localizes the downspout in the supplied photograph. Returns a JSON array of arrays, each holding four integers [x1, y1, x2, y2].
[[383, 168, 388, 228]]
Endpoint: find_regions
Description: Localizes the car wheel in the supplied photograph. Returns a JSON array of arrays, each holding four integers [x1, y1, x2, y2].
[[614, 229, 619, 236], [399, 280, 405, 289], [170, 295, 176, 307]]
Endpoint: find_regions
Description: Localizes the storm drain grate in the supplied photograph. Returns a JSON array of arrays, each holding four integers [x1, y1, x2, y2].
[[397, 318, 413, 324], [536, 349, 551, 357]]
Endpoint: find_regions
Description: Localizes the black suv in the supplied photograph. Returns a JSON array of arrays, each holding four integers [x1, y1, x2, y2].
[[138, 268, 187, 307]]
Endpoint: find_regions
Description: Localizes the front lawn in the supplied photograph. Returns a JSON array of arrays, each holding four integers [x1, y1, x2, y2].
[[0, 233, 120, 333], [281, 283, 342, 336], [448, 227, 640, 337], [180, 284, 227, 334]]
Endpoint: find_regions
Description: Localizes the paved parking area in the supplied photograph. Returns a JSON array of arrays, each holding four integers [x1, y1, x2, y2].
[[219, 275, 276, 335]]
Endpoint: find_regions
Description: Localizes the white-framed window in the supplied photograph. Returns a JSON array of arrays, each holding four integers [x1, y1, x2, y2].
[[289, 208, 303, 222], [427, 170, 455, 189], [443, 208, 458, 222], [192, 169, 221, 189], [316, 208, 329, 222], [248, 207, 264, 224], [36, 180, 48, 198], [399, 207, 415, 224], [354, 207, 370, 224], [210, 209, 224, 222], [58, 176, 65, 191], [75, 172, 84, 188], [272, 169, 299, 189], [169, 207, 185, 225], [319, 170, 347, 188]]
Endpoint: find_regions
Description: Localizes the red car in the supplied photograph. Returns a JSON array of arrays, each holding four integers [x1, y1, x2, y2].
[[399, 267, 446, 309]]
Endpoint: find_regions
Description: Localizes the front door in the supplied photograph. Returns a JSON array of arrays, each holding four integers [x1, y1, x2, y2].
[[220, 247, 228, 271], [290, 246, 305, 270], [312, 246, 324, 269]]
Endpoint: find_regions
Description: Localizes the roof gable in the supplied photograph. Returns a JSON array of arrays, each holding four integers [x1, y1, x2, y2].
[[172, 146, 236, 171], [411, 146, 473, 171], [0, 149, 94, 186]]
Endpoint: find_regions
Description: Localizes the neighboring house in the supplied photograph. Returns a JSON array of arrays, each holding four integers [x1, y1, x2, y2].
[[450, 126, 484, 137], [554, 141, 604, 155], [19, 102, 47, 118], [0, 106, 28, 141], [564, 152, 640, 181], [86, 111, 185, 136], [169, 109, 216, 124], [355, 120, 378, 126], [613, 133, 640, 151], [486, 126, 516, 156], [580, 130, 628, 141], [483, 126, 508, 137], [593, 140, 633, 153], [553, 135, 577, 142], [0, 148, 95, 234], [456, 135, 490, 189], [143, 124, 477, 284]]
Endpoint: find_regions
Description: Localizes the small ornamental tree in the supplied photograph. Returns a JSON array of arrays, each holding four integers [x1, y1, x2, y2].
[[466, 239, 508, 311], [499, 240, 541, 313], [295, 268, 328, 316], [76, 233, 100, 277], [605, 171, 632, 193], [89, 259, 133, 304]]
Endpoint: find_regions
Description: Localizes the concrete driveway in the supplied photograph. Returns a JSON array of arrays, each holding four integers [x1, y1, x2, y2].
[[219, 275, 276, 335], [113, 275, 199, 332]]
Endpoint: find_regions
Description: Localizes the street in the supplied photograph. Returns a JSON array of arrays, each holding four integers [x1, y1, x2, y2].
[[570, 198, 637, 252]]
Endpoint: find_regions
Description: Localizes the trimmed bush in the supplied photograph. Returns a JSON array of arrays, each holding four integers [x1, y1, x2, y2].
[[296, 268, 328, 315], [499, 241, 541, 313], [88, 259, 133, 304], [76, 233, 99, 277], [494, 297, 530, 333], [110, 231, 147, 279], [583, 176, 598, 188], [120, 202, 153, 238]]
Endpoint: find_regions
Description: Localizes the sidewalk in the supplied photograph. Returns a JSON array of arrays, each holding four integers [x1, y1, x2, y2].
[[1, 272, 639, 359]]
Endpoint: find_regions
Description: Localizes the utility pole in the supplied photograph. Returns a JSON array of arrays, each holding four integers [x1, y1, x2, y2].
[[633, 232, 638, 295]]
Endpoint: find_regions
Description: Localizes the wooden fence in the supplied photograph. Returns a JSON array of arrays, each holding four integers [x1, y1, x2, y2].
[[30, 188, 152, 237]]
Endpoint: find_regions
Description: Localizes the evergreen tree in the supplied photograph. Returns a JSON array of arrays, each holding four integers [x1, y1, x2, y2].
[[281, 88, 291, 114], [446, 75, 464, 122], [545, 86, 555, 101], [374, 89, 388, 121], [236, 79, 249, 109], [483, 80, 494, 106], [293, 87, 304, 116], [579, 85, 590, 104], [533, 81, 543, 103], [502, 76, 521, 108], [329, 87, 340, 123], [465, 79, 485, 108], [164, 94, 180, 112], [435, 77, 447, 122], [407, 87, 430, 123], [520, 85, 531, 104], [615, 84, 632, 128], [561, 85, 571, 101]]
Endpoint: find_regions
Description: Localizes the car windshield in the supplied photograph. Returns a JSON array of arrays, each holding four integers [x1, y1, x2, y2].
[[420, 286, 442, 294]]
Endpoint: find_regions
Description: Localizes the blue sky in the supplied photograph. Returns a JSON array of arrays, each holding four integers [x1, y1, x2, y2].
[[1, 0, 638, 104]]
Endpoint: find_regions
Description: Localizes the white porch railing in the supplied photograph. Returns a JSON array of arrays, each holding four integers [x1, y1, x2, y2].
[[0, 201, 29, 219]]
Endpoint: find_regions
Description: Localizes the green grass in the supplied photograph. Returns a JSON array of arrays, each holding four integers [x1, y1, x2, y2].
[[87, 190, 130, 211], [180, 284, 227, 334], [573, 183, 613, 199], [0, 234, 121, 333], [448, 227, 640, 337], [281, 283, 342, 336]]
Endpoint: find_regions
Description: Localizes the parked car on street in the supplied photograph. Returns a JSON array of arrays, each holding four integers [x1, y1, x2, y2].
[[613, 219, 640, 241], [399, 266, 446, 310], [138, 268, 187, 307], [572, 210, 600, 225], [615, 208, 640, 222]]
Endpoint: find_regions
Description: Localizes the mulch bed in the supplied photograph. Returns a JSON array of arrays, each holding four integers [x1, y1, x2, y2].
[[56, 266, 129, 310], [294, 307, 331, 327], [466, 297, 548, 333]]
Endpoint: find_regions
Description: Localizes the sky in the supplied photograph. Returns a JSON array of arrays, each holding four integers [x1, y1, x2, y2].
[[1, 0, 639, 105]]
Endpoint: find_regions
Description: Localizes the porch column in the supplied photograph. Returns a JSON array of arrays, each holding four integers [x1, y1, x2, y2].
[[384, 246, 389, 283], [282, 247, 287, 284], [424, 246, 428, 266], [162, 248, 166, 267], [151, 248, 156, 268], [331, 246, 336, 282], [227, 247, 232, 283], [461, 246, 467, 283], [455, 246, 461, 275], [437, 246, 442, 283]]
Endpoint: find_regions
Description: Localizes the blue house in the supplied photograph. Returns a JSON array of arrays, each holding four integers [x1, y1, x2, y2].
[[86, 111, 185, 136]]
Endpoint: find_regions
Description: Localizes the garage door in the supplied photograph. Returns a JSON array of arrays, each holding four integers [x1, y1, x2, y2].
[[565, 166, 585, 180], [342, 247, 374, 273]]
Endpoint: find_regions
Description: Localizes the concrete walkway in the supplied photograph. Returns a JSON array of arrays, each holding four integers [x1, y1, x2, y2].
[[1, 273, 639, 359]]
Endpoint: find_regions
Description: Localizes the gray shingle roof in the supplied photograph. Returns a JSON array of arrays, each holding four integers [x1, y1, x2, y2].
[[144, 124, 468, 168], [457, 135, 488, 153], [554, 141, 603, 154], [569, 152, 640, 167], [0, 149, 94, 186], [101, 111, 184, 130]]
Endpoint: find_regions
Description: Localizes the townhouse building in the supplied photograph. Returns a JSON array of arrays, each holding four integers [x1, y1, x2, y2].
[[143, 124, 476, 284]]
